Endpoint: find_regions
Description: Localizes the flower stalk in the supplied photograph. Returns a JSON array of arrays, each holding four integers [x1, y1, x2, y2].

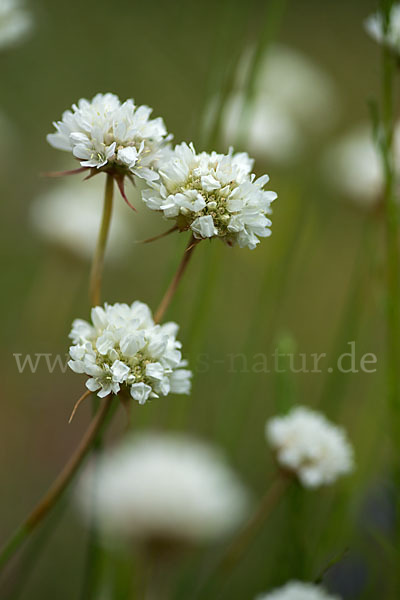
[[193, 472, 290, 598], [220, 472, 290, 571], [89, 173, 114, 307], [153, 235, 199, 324], [0, 395, 114, 571], [381, 3, 400, 427], [0, 197, 199, 574], [379, 0, 400, 560]]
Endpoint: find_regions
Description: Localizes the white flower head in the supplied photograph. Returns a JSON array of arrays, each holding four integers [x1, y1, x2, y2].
[[142, 142, 277, 249], [365, 4, 400, 53], [0, 0, 32, 50], [77, 433, 249, 545], [68, 301, 191, 403], [266, 406, 354, 488], [30, 178, 133, 261], [47, 93, 170, 187], [256, 581, 341, 600]]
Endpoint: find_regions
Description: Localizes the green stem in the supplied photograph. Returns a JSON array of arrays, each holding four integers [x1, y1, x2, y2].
[[153, 235, 199, 324], [0, 396, 114, 572], [1, 175, 117, 576], [380, 5, 400, 590], [89, 173, 114, 307], [220, 473, 290, 571], [143, 555, 171, 600], [381, 2, 400, 457], [84, 175, 114, 595], [193, 473, 290, 599]]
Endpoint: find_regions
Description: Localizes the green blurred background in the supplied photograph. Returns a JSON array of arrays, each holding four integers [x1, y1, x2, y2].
[[0, 0, 393, 598]]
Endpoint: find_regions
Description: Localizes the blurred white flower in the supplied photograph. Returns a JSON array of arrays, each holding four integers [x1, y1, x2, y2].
[[142, 142, 277, 249], [256, 581, 341, 600], [77, 433, 249, 544], [221, 45, 340, 164], [265, 406, 354, 488], [47, 93, 170, 184], [30, 178, 133, 261], [0, 0, 32, 50], [222, 94, 303, 165], [365, 4, 400, 53], [321, 123, 400, 206], [68, 301, 191, 403]]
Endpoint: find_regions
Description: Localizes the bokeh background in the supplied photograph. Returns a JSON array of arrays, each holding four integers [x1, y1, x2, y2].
[[0, 0, 393, 598]]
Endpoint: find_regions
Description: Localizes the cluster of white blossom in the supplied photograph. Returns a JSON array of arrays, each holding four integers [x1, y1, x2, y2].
[[142, 142, 277, 249], [256, 581, 341, 600], [68, 301, 191, 404], [77, 433, 249, 544], [0, 0, 32, 50], [47, 93, 277, 249], [47, 93, 169, 183], [365, 4, 400, 53], [266, 406, 354, 488]]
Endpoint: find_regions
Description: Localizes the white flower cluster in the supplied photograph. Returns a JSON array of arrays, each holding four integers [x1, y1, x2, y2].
[[142, 142, 277, 249], [77, 433, 249, 544], [256, 581, 341, 600], [47, 93, 169, 183], [68, 301, 191, 404], [0, 0, 32, 50], [365, 4, 400, 52], [266, 406, 354, 488]]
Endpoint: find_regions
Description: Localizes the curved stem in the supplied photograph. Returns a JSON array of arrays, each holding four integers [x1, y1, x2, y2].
[[193, 473, 290, 599], [220, 473, 290, 571], [1, 176, 117, 574], [89, 174, 114, 307], [0, 395, 114, 571], [153, 235, 199, 324]]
